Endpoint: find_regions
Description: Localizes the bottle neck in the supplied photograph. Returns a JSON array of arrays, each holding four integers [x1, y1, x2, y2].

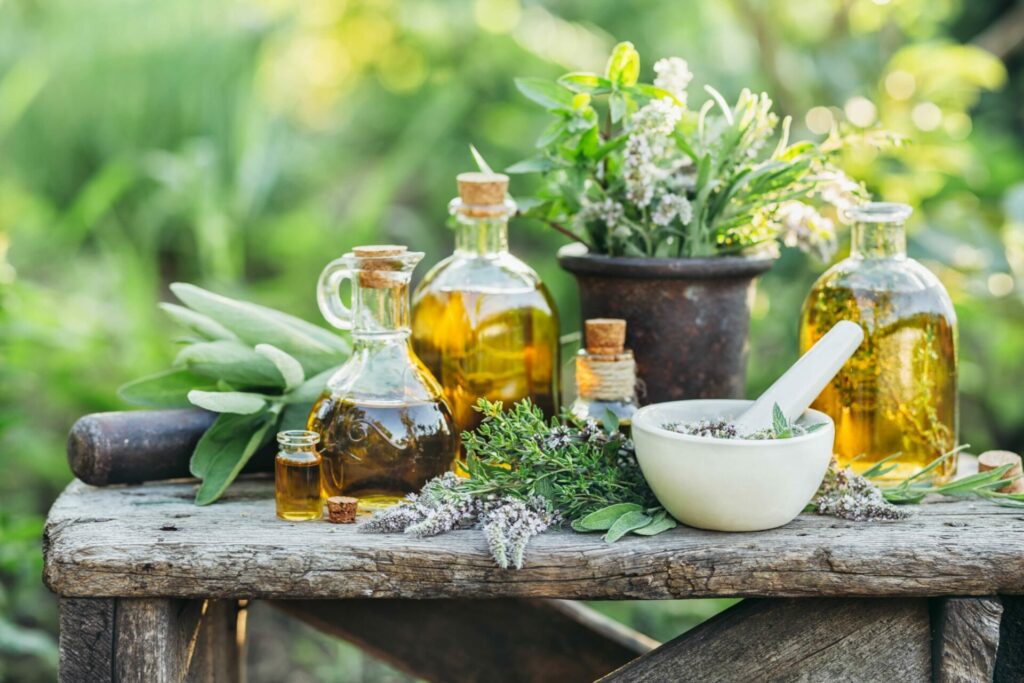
[[851, 221, 906, 260], [351, 281, 411, 344], [454, 214, 509, 257]]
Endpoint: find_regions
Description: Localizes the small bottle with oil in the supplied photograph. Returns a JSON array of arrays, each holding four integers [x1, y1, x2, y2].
[[412, 172, 560, 434], [275, 430, 324, 521], [570, 318, 638, 434], [800, 202, 958, 481], [309, 245, 458, 510]]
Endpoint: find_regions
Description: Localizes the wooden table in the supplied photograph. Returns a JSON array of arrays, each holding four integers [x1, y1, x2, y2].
[[44, 477, 1024, 682]]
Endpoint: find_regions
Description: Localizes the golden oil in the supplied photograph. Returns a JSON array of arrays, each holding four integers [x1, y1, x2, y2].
[[308, 397, 458, 509], [800, 203, 958, 481], [274, 431, 324, 521]]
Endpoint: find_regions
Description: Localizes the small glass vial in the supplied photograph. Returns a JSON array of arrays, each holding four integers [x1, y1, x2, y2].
[[275, 430, 324, 521], [570, 318, 638, 434]]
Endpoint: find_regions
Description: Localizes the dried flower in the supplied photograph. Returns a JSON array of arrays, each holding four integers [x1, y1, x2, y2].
[[812, 461, 911, 522], [653, 57, 693, 103]]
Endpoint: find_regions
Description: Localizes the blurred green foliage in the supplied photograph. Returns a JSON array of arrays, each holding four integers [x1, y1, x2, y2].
[[1, 0, 1023, 680]]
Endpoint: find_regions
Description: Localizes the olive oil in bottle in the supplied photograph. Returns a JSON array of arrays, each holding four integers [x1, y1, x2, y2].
[[275, 430, 324, 521], [800, 203, 958, 481], [570, 318, 638, 435], [309, 245, 458, 510], [412, 172, 559, 434]]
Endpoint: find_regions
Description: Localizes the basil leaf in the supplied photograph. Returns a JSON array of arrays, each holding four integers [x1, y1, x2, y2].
[[158, 303, 239, 342], [118, 368, 216, 408], [192, 409, 278, 504], [576, 503, 642, 531], [176, 341, 283, 388], [187, 390, 267, 415], [604, 510, 651, 543], [255, 343, 304, 391]]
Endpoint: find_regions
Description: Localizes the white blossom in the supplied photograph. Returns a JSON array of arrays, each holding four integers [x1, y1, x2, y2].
[[579, 197, 625, 228], [651, 193, 693, 226], [653, 57, 693, 103], [629, 97, 683, 137], [622, 135, 658, 207], [774, 200, 837, 261], [814, 169, 864, 213]]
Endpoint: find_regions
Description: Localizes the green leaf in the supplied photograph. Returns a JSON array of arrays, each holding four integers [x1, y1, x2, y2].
[[609, 92, 626, 124], [575, 503, 642, 531], [118, 368, 217, 408], [159, 303, 239, 341], [191, 408, 279, 504], [176, 341, 284, 388], [632, 509, 678, 536], [629, 83, 681, 105], [558, 72, 610, 93], [604, 510, 651, 543], [255, 343, 305, 391], [579, 126, 600, 158], [505, 157, 554, 174], [514, 77, 574, 110], [772, 403, 788, 437], [604, 41, 640, 87], [603, 409, 620, 434], [469, 144, 494, 173], [187, 390, 267, 415], [283, 366, 338, 403]]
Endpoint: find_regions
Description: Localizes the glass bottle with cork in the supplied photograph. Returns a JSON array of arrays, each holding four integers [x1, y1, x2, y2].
[[275, 430, 324, 521], [570, 318, 638, 434], [412, 172, 560, 434], [309, 245, 458, 509], [800, 202, 958, 480]]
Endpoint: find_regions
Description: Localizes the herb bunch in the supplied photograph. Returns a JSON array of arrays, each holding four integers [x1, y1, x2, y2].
[[664, 403, 827, 440], [362, 399, 671, 569], [511, 41, 883, 259], [119, 283, 349, 504]]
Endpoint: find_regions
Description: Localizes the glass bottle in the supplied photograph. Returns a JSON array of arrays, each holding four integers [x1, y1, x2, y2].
[[275, 430, 324, 521], [412, 172, 560, 434], [308, 245, 458, 510], [800, 202, 958, 481], [570, 318, 638, 434]]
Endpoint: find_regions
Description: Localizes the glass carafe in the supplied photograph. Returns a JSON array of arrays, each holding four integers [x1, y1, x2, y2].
[[308, 245, 458, 509], [800, 203, 958, 481], [412, 172, 560, 434]]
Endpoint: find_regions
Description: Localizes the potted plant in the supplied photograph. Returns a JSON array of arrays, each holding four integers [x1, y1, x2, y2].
[[509, 42, 868, 402]]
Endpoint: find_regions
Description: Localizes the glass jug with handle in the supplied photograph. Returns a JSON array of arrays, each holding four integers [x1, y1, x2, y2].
[[307, 245, 458, 510]]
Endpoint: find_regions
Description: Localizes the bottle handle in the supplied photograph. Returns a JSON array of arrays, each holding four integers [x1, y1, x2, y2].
[[316, 258, 353, 330]]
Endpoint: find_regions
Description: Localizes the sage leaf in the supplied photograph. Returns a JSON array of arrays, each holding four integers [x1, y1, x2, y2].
[[514, 77, 574, 110], [602, 409, 620, 435], [255, 343, 304, 391], [158, 303, 239, 342], [118, 368, 217, 408], [604, 510, 651, 543], [187, 390, 267, 415], [632, 509, 678, 536], [176, 341, 284, 388], [283, 366, 339, 404], [191, 408, 278, 503], [576, 503, 642, 531], [279, 401, 314, 432]]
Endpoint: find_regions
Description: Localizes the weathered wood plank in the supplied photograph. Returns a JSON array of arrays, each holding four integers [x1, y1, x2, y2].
[[44, 479, 1024, 600], [601, 598, 931, 682], [996, 596, 1024, 682], [59, 598, 115, 683], [271, 598, 655, 683], [933, 597, 1003, 682]]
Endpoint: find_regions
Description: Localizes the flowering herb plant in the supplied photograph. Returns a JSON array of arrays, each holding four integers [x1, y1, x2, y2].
[[511, 41, 874, 259]]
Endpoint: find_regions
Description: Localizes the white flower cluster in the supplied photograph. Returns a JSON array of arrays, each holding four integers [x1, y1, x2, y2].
[[360, 473, 560, 569], [621, 97, 687, 210], [813, 169, 865, 213], [579, 196, 625, 229], [652, 193, 693, 227], [774, 200, 838, 261], [812, 464, 910, 522], [653, 57, 693, 104]]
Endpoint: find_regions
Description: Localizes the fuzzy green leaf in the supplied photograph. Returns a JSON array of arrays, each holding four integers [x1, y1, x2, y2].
[[255, 343, 305, 391], [772, 403, 789, 437], [118, 368, 217, 408], [176, 341, 284, 388], [514, 77, 574, 110], [191, 408, 278, 504], [604, 510, 651, 543], [576, 503, 642, 531], [187, 390, 267, 415], [283, 366, 338, 403], [159, 303, 239, 341], [632, 509, 678, 536]]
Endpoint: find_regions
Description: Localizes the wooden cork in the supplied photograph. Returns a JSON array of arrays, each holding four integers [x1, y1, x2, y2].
[[978, 450, 1024, 494], [585, 318, 627, 355], [353, 245, 407, 289], [456, 172, 509, 217], [326, 496, 359, 523]]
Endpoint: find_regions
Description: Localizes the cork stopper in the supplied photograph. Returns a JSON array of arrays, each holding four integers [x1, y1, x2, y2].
[[353, 244, 407, 289], [585, 318, 627, 355], [978, 450, 1024, 494], [326, 496, 359, 523], [456, 172, 509, 217]]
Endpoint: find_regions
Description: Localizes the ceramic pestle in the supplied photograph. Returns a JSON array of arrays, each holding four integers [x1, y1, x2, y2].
[[730, 320, 864, 435]]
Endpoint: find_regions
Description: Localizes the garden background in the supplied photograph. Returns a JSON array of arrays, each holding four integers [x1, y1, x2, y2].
[[2, 0, 1023, 680]]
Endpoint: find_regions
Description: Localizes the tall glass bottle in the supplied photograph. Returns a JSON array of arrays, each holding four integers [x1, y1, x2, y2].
[[308, 245, 458, 509], [412, 172, 560, 434], [800, 203, 958, 480]]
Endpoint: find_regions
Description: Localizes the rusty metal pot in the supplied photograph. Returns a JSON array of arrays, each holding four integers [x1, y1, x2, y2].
[[558, 243, 775, 403]]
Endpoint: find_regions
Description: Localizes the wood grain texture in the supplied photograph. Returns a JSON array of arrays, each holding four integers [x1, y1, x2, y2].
[[44, 478, 1024, 600], [996, 596, 1024, 682], [271, 598, 656, 683], [933, 597, 1003, 683], [601, 598, 931, 682], [59, 598, 115, 683]]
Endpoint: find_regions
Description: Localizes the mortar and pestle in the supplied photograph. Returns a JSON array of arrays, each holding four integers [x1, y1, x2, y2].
[[632, 321, 864, 532]]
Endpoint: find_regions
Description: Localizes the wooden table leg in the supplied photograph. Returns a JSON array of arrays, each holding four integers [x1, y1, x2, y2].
[[932, 596, 1003, 682], [995, 596, 1024, 682], [58, 597, 244, 683]]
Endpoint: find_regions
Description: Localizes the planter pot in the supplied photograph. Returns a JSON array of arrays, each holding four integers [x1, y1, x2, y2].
[[558, 243, 775, 403]]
